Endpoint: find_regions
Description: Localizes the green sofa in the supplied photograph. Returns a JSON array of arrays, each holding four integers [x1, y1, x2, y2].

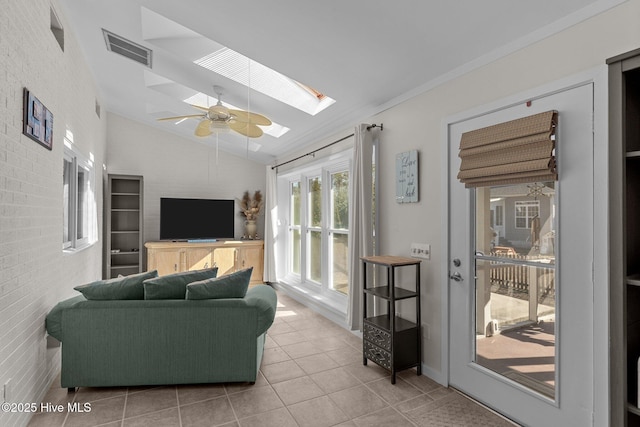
[[46, 285, 277, 388]]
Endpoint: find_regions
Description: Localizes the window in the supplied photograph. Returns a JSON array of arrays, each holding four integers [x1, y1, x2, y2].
[[194, 47, 335, 116], [330, 171, 349, 295], [494, 205, 503, 227], [63, 143, 96, 250], [282, 155, 351, 304], [50, 7, 64, 51], [515, 200, 540, 229], [307, 176, 323, 283], [290, 181, 301, 274]]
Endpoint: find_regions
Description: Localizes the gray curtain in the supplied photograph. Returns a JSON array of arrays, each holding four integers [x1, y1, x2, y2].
[[263, 165, 278, 283], [347, 124, 374, 330]]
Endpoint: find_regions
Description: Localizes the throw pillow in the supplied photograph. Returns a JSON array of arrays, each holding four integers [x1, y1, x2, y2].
[[74, 270, 158, 300], [143, 267, 218, 299], [186, 267, 253, 300]]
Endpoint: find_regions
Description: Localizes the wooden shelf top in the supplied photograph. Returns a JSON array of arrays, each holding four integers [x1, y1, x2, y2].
[[361, 255, 421, 267], [145, 240, 264, 249]]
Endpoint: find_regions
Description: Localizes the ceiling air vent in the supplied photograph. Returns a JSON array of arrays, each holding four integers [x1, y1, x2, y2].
[[102, 29, 152, 68]]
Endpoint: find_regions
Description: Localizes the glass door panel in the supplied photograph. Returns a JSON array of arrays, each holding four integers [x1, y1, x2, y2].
[[475, 183, 556, 399]]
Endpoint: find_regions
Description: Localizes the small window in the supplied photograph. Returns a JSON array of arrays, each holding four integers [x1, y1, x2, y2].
[[63, 143, 96, 250], [494, 205, 504, 227], [515, 200, 540, 229], [50, 7, 64, 51]]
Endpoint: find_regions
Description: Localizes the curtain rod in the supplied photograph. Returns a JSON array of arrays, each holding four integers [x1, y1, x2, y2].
[[271, 123, 383, 170]]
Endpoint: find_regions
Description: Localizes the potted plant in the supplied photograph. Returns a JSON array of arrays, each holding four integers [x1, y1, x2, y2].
[[239, 190, 263, 239]]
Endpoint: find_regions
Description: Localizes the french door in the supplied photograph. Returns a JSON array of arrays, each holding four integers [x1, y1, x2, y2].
[[447, 83, 594, 425]]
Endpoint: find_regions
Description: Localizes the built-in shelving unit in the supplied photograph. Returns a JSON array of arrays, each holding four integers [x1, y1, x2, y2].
[[608, 47, 640, 427], [105, 175, 143, 279], [361, 255, 421, 384]]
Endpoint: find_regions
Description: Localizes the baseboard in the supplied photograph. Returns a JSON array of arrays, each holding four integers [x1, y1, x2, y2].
[[271, 281, 349, 330], [421, 363, 447, 387]]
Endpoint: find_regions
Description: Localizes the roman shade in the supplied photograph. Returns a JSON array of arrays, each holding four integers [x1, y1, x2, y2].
[[457, 110, 558, 188]]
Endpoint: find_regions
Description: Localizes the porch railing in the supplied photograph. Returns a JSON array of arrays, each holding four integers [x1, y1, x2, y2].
[[488, 252, 555, 307]]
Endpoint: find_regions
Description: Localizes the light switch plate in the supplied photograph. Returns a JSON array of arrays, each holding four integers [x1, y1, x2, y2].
[[410, 243, 430, 260]]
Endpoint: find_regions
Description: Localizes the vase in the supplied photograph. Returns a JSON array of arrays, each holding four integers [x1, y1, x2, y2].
[[245, 220, 257, 239]]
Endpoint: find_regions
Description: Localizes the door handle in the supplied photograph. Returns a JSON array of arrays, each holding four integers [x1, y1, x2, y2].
[[449, 272, 463, 282]]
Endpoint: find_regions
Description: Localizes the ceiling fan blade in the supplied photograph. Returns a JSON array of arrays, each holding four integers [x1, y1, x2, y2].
[[189, 104, 211, 112], [230, 121, 264, 138], [195, 119, 213, 137], [229, 109, 272, 126], [157, 114, 204, 121]]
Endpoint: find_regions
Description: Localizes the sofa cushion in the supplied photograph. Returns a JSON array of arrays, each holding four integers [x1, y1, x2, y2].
[[143, 267, 218, 299], [186, 267, 253, 300], [73, 270, 158, 300]]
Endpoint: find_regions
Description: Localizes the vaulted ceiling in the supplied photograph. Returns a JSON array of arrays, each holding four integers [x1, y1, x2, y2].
[[58, 0, 620, 164]]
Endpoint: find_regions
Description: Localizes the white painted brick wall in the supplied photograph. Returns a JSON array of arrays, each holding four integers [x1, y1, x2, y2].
[[0, 1, 106, 426], [0, 2, 264, 424]]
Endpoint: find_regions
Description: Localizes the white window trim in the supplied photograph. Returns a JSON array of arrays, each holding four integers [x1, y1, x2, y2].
[[514, 200, 540, 229], [63, 142, 97, 252], [278, 151, 352, 311]]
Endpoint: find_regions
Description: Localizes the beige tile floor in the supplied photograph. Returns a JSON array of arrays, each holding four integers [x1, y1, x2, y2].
[[28, 289, 516, 427]]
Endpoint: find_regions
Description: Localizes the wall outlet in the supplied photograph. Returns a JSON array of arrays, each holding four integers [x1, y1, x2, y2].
[[410, 243, 431, 260]]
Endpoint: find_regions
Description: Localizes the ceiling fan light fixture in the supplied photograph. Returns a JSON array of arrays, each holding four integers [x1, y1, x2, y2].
[[210, 121, 230, 133], [209, 104, 229, 117]]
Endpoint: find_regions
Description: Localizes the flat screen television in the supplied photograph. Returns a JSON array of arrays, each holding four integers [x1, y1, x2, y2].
[[160, 198, 235, 240]]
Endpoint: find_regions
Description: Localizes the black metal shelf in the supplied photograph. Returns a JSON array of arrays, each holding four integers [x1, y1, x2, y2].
[[364, 286, 418, 301], [364, 314, 417, 332], [361, 255, 421, 384]]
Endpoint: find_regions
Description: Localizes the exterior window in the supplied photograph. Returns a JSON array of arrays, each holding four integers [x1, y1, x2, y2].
[[494, 205, 503, 227], [307, 176, 322, 283], [63, 156, 73, 246], [283, 156, 351, 302], [290, 181, 301, 274], [515, 200, 540, 229], [330, 171, 349, 295], [63, 144, 95, 250]]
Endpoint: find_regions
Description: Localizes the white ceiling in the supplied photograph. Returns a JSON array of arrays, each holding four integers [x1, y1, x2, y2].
[[57, 0, 621, 164]]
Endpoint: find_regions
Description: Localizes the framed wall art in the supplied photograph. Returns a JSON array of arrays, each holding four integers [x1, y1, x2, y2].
[[23, 88, 53, 150], [396, 149, 418, 203]]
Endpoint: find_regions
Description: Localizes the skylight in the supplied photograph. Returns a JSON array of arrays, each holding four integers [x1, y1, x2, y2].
[[194, 48, 335, 116]]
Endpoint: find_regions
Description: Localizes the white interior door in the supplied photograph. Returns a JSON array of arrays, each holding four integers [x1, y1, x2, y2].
[[447, 83, 594, 426]]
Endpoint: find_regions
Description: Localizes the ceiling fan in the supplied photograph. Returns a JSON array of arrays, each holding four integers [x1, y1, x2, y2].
[[158, 86, 272, 138]]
